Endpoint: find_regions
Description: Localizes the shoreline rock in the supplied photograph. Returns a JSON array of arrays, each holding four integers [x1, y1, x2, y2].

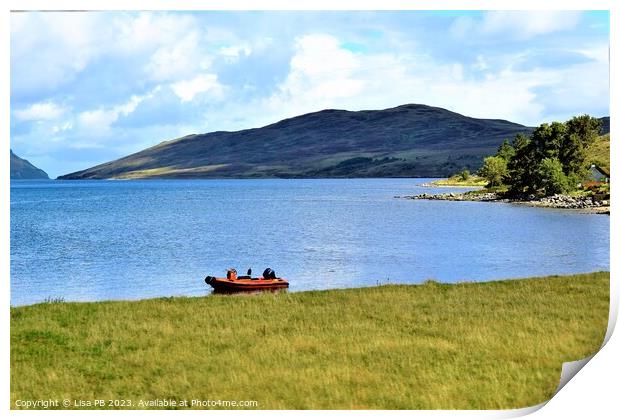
[[400, 191, 610, 214], [418, 182, 485, 188]]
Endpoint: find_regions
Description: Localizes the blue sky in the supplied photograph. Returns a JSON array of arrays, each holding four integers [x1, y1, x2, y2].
[[10, 11, 609, 177]]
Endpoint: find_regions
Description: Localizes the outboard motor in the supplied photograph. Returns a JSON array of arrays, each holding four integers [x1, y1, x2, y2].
[[263, 268, 276, 279], [205, 276, 214, 285]]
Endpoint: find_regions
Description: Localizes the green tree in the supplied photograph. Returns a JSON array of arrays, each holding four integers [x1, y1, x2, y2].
[[560, 115, 602, 179], [479, 156, 507, 187], [459, 169, 470, 181], [530, 121, 566, 161], [486, 115, 600, 196], [506, 134, 537, 194], [537, 157, 569, 195], [496, 139, 515, 161]]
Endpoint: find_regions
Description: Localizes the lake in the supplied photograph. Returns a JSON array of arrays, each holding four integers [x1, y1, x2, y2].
[[10, 178, 609, 306]]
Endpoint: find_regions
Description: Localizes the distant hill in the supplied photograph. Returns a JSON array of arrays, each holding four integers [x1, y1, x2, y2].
[[10, 150, 49, 179], [59, 104, 534, 179], [61, 104, 590, 180], [56, 108, 613, 180], [599, 116, 610, 135]]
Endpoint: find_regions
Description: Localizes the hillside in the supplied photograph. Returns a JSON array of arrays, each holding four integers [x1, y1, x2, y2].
[[587, 134, 610, 174], [599, 116, 610, 135], [10, 150, 49, 179], [58, 104, 536, 179]]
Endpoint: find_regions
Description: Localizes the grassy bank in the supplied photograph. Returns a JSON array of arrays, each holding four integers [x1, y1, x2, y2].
[[11, 272, 609, 410], [430, 175, 487, 187]]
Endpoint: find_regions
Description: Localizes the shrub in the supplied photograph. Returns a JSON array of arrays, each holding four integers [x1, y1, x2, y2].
[[459, 170, 470, 181]]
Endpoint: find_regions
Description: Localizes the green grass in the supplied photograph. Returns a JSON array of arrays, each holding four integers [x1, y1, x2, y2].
[[431, 175, 487, 187], [11, 272, 609, 410], [586, 134, 610, 174]]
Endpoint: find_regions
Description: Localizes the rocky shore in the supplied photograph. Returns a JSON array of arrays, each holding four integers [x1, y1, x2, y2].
[[398, 191, 610, 214]]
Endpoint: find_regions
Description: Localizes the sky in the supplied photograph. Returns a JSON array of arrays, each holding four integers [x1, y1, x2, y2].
[[10, 10, 610, 178]]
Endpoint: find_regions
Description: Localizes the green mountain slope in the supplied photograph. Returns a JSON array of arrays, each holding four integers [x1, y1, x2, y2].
[[10, 150, 49, 179], [59, 104, 538, 179], [587, 134, 610, 174]]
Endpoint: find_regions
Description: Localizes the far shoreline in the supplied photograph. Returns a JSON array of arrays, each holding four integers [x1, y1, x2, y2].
[[399, 188, 610, 215], [53, 176, 460, 181]]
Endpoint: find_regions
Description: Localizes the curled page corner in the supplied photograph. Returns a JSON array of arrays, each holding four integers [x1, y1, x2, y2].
[[555, 356, 595, 395], [513, 306, 616, 416], [551, 281, 618, 399], [551, 317, 614, 397], [504, 356, 597, 417], [602, 294, 618, 347], [494, 401, 548, 418]]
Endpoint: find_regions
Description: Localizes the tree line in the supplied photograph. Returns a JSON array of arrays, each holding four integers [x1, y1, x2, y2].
[[478, 115, 602, 196]]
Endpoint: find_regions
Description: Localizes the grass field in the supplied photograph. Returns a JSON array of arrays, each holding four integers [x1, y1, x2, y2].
[[430, 174, 487, 187], [11, 272, 609, 410]]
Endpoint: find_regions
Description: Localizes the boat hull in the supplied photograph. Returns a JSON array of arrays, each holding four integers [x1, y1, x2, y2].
[[205, 276, 289, 292]]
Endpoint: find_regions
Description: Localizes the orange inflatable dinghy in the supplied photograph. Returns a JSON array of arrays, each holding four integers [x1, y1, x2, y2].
[[205, 269, 288, 292]]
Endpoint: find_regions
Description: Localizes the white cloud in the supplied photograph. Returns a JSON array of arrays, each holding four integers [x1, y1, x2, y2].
[[113, 13, 226, 93], [219, 44, 252, 62], [291, 34, 359, 78], [170, 74, 224, 102], [451, 11, 583, 41], [11, 12, 217, 95], [144, 31, 209, 82], [115, 91, 157, 115], [267, 34, 366, 115], [259, 32, 607, 127], [52, 121, 73, 134], [77, 88, 160, 132], [78, 109, 118, 132], [110, 13, 222, 84], [11, 12, 111, 95], [13, 102, 67, 121], [481, 11, 582, 39], [112, 12, 197, 54]]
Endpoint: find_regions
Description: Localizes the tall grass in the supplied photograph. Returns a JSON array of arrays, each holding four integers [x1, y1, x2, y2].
[[11, 272, 609, 409], [431, 175, 487, 187]]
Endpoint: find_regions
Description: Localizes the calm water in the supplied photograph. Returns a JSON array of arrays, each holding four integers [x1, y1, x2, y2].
[[10, 179, 609, 306]]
